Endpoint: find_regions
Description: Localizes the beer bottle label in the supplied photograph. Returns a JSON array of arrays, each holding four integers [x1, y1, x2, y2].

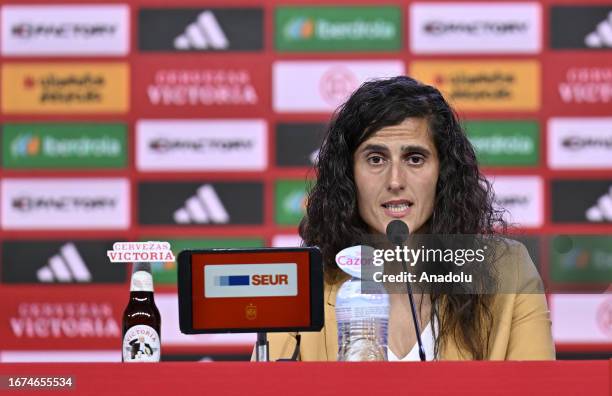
[[122, 325, 161, 362]]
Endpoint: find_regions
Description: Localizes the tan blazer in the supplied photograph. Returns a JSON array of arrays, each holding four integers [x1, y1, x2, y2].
[[267, 240, 555, 361]]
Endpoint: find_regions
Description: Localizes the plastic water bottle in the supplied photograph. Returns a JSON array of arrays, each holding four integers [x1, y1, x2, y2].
[[335, 277, 389, 361]]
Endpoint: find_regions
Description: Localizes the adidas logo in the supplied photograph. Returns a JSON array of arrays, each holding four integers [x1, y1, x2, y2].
[[586, 186, 612, 222], [585, 11, 612, 48], [173, 184, 229, 224], [36, 243, 91, 283], [174, 11, 229, 50]]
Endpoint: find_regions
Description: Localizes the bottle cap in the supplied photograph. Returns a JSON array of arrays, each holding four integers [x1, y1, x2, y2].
[[130, 262, 154, 292]]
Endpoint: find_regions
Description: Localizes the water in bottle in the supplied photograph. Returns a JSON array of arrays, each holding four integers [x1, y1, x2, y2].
[[335, 277, 389, 361]]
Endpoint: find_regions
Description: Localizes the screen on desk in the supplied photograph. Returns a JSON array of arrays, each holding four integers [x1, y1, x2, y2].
[[178, 248, 323, 333]]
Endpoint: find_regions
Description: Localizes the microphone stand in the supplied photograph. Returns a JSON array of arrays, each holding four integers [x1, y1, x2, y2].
[[256, 332, 269, 362], [386, 220, 426, 362], [400, 259, 426, 362]]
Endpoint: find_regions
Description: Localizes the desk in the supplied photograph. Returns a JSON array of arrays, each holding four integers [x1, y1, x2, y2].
[[0, 361, 609, 396]]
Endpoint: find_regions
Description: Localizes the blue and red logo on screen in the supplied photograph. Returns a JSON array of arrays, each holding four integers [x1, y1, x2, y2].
[[215, 274, 289, 286], [205, 263, 297, 297]]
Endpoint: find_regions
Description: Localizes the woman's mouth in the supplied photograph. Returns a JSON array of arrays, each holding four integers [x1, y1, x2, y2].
[[382, 200, 413, 218]]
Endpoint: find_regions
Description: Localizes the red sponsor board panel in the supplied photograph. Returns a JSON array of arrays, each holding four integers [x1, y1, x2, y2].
[[131, 55, 270, 118], [544, 53, 612, 116], [0, 286, 126, 350]]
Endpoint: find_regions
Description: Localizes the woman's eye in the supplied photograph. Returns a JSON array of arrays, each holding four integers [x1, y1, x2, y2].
[[367, 155, 385, 165], [406, 155, 425, 165]]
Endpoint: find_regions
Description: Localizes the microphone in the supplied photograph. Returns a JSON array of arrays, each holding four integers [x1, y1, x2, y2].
[[386, 219, 409, 246], [385, 220, 426, 362]]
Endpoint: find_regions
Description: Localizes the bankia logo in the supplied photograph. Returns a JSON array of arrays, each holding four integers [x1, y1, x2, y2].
[[490, 176, 542, 227], [551, 235, 612, 283], [548, 118, 612, 169], [551, 180, 612, 223], [411, 3, 540, 54], [465, 120, 539, 166], [411, 61, 540, 111], [136, 120, 266, 171], [2, 123, 127, 169], [146, 68, 259, 107], [138, 8, 263, 52], [1, 5, 129, 56], [275, 180, 309, 226], [1, 240, 126, 284], [275, 6, 401, 51], [273, 61, 404, 112], [1, 178, 130, 229], [1, 63, 129, 114], [551, 6, 612, 49], [276, 123, 326, 167], [139, 181, 263, 225]]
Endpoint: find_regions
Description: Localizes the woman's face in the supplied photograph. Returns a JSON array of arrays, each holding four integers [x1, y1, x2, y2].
[[353, 117, 440, 235]]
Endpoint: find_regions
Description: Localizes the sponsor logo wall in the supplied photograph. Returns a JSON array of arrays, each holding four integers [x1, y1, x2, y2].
[[1, 63, 129, 114], [550, 6, 612, 50], [465, 120, 539, 167], [132, 57, 270, 117], [136, 119, 267, 171], [1, 240, 126, 284], [273, 60, 404, 112], [138, 8, 263, 52], [275, 6, 401, 52], [2, 123, 127, 169], [410, 3, 541, 54], [490, 176, 543, 228], [410, 60, 540, 111], [0, 1, 610, 358], [544, 56, 612, 113], [1, 5, 129, 56], [1, 178, 130, 230], [551, 180, 612, 223]]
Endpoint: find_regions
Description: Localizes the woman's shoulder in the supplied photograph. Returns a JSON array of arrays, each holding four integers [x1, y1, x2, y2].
[[489, 237, 544, 294]]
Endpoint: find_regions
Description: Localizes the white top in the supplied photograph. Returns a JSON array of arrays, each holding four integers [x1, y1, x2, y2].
[[387, 317, 437, 361]]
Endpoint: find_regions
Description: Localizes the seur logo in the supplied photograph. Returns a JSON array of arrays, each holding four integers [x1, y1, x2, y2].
[[215, 274, 289, 286], [204, 263, 297, 298]]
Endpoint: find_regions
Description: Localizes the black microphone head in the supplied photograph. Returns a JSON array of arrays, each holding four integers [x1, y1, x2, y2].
[[386, 220, 409, 246]]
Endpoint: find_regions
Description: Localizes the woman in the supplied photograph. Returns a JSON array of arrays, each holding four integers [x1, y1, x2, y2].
[[267, 76, 554, 361]]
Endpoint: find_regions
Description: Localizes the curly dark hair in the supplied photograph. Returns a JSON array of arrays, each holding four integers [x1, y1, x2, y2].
[[299, 76, 507, 360]]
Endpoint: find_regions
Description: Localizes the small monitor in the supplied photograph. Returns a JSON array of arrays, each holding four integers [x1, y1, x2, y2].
[[177, 247, 324, 334]]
